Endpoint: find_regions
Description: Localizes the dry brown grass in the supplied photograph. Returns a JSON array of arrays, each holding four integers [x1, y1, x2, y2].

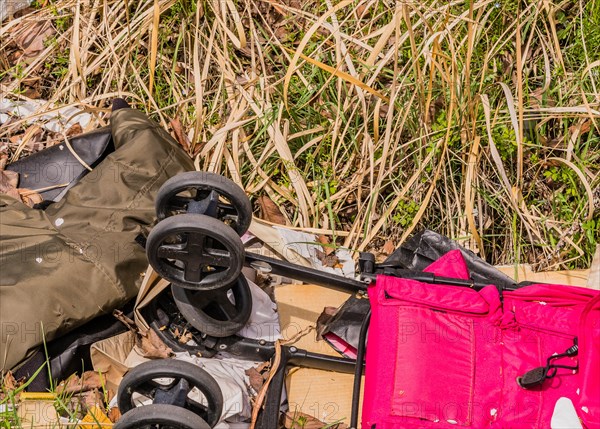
[[1, 0, 599, 270]]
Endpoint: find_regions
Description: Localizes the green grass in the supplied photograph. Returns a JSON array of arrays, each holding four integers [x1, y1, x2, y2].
[[0, 0, 598, 270]]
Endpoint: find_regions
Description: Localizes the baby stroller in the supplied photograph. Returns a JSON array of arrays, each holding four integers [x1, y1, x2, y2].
[[115, 172, 600, 429]]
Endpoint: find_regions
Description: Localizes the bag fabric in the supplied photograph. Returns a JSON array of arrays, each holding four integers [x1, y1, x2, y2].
[[363, 249, 600, 428], [0, 106, 194, 371], [321, 230, 517, 357]]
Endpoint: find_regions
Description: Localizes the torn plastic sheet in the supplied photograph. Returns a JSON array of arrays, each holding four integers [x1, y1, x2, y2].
[[0, 98, 92, 132]]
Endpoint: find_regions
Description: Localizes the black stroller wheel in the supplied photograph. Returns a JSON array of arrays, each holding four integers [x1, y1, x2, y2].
[[118, 360, 223, 428], [143, 289, 217, 357], [155, 172, 252, 235], [147, 214, 244, 290], [171, 275, 252, 338], [114, 404, 210, 429]]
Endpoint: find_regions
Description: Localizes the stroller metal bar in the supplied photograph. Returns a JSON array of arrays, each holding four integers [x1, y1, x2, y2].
[[245, 252, 369, 293], [256, 346, 362, 429], [286, 347, 359, 374]]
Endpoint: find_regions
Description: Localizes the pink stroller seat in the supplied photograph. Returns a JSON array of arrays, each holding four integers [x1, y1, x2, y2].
[[363, 250, 600, 428]]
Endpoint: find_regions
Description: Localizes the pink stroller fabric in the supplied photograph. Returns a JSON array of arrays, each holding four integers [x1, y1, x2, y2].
[[363, 250, 600, 428]]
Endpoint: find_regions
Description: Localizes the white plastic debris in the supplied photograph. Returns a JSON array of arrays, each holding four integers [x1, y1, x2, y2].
[[236, 279, 281, 341], [273, 226, 355, 278], [551, 397, 583, 428], [0, 0, 32, 21], [0, 99, 92, 133]]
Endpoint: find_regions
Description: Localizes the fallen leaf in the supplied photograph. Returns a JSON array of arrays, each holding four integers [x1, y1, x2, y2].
[[113, 310, 138, 332], [0, 170, 21, 200], [138, 328, 173, 359], [314, 248, 341, 268], [79, 388, 105, 411], [170, 118, 191, 153], [245, 361, 270, 393], [19, 188, 43, 207], [315, 306, 337, 340], [382, 239, 395, 255], [108, 406, 122, 423], [569, 120, 591, 136], [0, 155, 41, 206], [178, 330, 193, 344], [66, 123, 83, 137], [14, 21, 55, 59], [257, 195, 287, 224], [317, 234, 335, 255], [245, 367, 265, 392], [57, 371, 103, 395], [0, 371, 23, 402]]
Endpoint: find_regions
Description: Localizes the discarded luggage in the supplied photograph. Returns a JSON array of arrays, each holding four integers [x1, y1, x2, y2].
[[0, 100, 194, 371]]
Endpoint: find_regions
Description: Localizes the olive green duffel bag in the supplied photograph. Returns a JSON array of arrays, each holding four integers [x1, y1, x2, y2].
[[0, 103, 194, 371]]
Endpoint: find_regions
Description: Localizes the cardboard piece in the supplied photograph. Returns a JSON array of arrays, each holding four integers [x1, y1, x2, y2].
[[274, 283, 358, 427], [495, 265, 590, 287], [17, 398, 59, 428]]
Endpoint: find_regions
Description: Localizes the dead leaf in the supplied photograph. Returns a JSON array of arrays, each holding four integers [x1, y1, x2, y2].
[[314, 248, 341, 268], [19, 188, 43, 207], [113, 310, 138, 332], [382, 240, 395, 255], [0, 371, 23, 402], [356, 3, 369, 17], [14, 21, 55, 59], [0, 170, 20, 200], [315, 306, 337, 340], [178, 330, 193, 344], [66, 123, 83, 137], [170, 118, 191, 153], [108, 406, 121, 423], [79, 388, 105, 411], [57, 371, 104, 395], [257, 195, 287, 224], [317, 235, 335, 255], [284, 411, 347, 429], [245, 362, 270, 393], [138, 328, 173, 359], [245, 367, 265, 392], [569, 120, 591, 136]]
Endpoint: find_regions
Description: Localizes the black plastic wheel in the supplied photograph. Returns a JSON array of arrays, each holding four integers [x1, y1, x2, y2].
[[144, 289, 217, 357], [114, 404, 210, 429], [147, 213, 244, 290], [156, 172, 252, 235], [171, 275, 252, 338], [118, 360, 223, 428]]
